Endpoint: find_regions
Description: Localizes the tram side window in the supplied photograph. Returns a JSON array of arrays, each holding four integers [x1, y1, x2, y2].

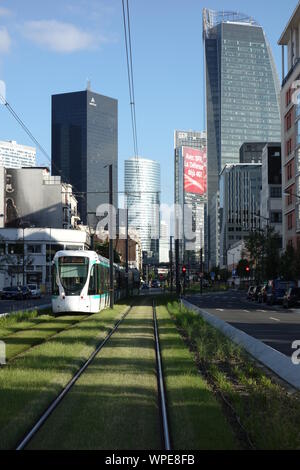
[[97, 264, 102, 294], [88, 265, 97, 295], [52, 264, 59, 295]]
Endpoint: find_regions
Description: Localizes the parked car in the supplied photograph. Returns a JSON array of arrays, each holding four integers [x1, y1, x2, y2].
[[283, 287, 300, 308], [266, 280, 296, 305], [247, 286, 255, 300], [1, 286, 23, 300], [151, 280, 160, 288], [141, 283, 149, 290], [27, 284, 41, 298], [257, 285, 268, 304], [20, 286, 32, 300]]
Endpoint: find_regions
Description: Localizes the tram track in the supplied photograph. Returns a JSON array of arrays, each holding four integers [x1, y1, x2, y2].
[[16, 298, 172, 451]]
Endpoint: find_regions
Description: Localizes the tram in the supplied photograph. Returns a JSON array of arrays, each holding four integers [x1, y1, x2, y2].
[[51, 250, 139, 314]]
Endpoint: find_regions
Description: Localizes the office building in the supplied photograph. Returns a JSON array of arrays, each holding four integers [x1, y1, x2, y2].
[[125, 157, 160, 263], [0, 228, 90, 291], [0, 140, 36, 168], [219, 163, 262, 268], [51, 89, 118, 227], [159, 220, 170, 264], [239, 142, 268, 164], [279, 2, 300, 250], [260, 143, 282, 244], [0, 167, 79, 229], [174, 130, 207, 268], [203, 9, 281, 267]]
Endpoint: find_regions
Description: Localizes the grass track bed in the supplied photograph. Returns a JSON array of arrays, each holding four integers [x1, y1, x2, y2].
[[167, 300, 300, 450], [27, 298, 160, 450], [0, 302, 128, 449], [156, 301, 237, 450]]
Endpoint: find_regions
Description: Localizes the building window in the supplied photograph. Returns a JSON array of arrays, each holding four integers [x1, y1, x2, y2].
[[286, 88, 292, 107], [27, 244, 42, 254], [287, 162, 293, 180], [286, 138, 292, 156], [270, 187, 282, 198], [287, 213, 293, 230], [270, 211, 282, 224], [286, 111, 292, 131]]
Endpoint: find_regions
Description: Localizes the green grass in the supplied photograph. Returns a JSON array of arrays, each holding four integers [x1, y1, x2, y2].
[[0, 308, 52, 338], [27, 298, 161, 450], [167, 300, 300, 450], [156, 302, 237, 450], [0, 302, 129, 450]]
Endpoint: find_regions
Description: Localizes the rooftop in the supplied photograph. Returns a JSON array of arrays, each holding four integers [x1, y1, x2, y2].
[[278, 1, 300, 45]]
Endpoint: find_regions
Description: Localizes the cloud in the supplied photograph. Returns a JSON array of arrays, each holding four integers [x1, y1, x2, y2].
[[0, 7, 11, 17], [22, 20, 100, 53], [0, 27, 11, 53]]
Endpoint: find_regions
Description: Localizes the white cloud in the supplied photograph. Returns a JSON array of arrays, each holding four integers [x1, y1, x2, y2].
[[22, 20, 99, 53], [0, 7, 11, 17], [0, 27, 11, 54]]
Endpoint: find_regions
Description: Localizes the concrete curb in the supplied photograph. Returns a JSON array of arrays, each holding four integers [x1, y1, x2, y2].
[[183, 299, 300, 391], [0, 303, 51, 319]]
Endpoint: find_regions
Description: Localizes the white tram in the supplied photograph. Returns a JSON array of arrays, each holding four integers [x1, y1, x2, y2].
[[51, 250, 139, 314]]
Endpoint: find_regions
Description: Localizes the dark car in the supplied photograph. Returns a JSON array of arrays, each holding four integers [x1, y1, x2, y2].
[[257, 285, 268, 304], [141, 283, 149, 290], [283, 287, 300, 308], [1, 286, 23, 300], [151, 280, 160, 288], [266, 280, 295, 305], [247, 286, 255, 300], [20, 286, 32, 300]]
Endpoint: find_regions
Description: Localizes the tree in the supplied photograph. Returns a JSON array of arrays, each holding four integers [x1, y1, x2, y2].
[[94, 240, 121, 263], [237, 259, 250, 279], [245, 227, 281, 281]]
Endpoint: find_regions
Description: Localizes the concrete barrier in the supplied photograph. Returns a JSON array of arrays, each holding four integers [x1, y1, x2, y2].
[[183, 299, 300, 391]]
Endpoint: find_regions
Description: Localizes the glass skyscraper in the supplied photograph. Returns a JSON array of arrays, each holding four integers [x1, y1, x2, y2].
[[52, 89, 118, 227], [203, 9, 281, 267], [125, 157, 160, 263]]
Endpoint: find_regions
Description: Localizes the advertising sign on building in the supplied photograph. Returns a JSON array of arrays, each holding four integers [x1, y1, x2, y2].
[[183, 146, 207, 195]]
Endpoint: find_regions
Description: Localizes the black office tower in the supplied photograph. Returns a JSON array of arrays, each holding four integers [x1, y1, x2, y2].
[[51, 89, 118, 227]]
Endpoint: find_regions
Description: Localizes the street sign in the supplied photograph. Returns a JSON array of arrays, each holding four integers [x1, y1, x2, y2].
[[210, 272, 215, 280]]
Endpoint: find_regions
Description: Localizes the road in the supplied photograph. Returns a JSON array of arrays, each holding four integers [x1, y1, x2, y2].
[[186, 290, 300, 357], [0, 296, 51, 315]]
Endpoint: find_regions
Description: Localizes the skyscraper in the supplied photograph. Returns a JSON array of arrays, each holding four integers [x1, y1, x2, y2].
[[125, 157, 160, 263], [51, 89, 118, 227], [203, 9, 281, 267], [174, 130, 207, 268]]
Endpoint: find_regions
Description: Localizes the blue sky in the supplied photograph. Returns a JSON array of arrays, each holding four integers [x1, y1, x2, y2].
[[0, 0, 297, 206]]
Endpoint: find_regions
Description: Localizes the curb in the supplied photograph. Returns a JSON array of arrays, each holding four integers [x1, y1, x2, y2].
[[183, 299, 300, 391], [0, 303, 51, 319]]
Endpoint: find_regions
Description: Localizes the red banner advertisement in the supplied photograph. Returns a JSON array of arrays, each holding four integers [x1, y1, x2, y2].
[[183, 146, 207, 195]]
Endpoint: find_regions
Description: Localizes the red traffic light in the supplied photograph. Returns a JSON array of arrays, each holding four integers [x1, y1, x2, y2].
[[182, 266, 187, 274], [245, 266, 250, 272]]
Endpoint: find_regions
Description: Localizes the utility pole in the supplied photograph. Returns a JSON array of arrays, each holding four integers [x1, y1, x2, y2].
[[125, 194, 129, 298], [22, 227, 25, 286], [169, 236, 173, 293], [175, 238, 180, 296], [109, 164, 114, 309], [200, 247, 203, 295]]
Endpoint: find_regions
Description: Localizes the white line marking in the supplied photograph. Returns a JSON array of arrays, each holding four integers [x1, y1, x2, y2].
[[243, 310, 250, 313], [270, 317, 280, 322], [257, 310, 266, 313], [216, 309, 224, 312]]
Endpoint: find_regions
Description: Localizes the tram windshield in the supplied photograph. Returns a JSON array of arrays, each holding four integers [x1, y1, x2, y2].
[[58, 256, 89, 295]]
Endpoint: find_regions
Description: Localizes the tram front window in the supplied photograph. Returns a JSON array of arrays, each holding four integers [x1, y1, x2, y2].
[[58, 256, 89, 295]]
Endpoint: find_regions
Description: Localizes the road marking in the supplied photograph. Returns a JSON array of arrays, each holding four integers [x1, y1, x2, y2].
[[243, 310, 250, 313], [257, 310, 266, 313], [216, 309, 224, 312], [269, 317, 280, 322]]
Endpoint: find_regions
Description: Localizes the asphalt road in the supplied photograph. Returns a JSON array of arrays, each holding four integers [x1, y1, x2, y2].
[[0, 296, 51, 315], [186, 290, 300, 357]]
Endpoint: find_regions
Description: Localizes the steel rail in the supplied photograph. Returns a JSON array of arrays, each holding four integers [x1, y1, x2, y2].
[[153, 300, 171, 451], [16, 305, 133, 450]]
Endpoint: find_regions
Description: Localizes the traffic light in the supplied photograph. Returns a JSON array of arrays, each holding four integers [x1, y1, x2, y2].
[[182, 266, 187, 277], [245, 266, 250, 274]]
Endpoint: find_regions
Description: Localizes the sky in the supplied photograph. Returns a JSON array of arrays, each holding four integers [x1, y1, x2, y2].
[[0, 0, 297, 206]]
